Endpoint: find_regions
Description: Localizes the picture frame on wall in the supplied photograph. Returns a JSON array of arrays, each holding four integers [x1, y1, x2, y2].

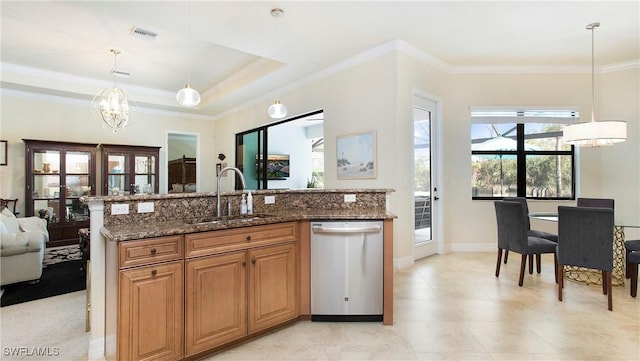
[[336, 131, 377, 179], [0, 140, 7, 166]]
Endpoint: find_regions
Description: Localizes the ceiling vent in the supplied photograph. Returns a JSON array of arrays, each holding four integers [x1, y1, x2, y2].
[[129, 26, 158, 41]]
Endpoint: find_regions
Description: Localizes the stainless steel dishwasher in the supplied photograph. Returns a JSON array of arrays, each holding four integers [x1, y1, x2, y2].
[[310, 220, 383, 321]]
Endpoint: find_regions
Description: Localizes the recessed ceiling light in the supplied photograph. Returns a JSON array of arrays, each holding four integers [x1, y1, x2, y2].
[[129, 26, 158, 41]]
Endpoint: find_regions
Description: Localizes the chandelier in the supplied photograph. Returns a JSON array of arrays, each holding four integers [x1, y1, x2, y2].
[[93, 49, 133, 133], [563, 23, 627, 147]]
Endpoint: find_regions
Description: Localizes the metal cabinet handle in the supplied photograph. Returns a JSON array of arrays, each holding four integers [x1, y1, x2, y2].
[[251, 258, 256, 265], [150, 248, 157, 255], [246, 235, 251, 241], [242, 261, 246, 266], [151, 269, 157, 276]]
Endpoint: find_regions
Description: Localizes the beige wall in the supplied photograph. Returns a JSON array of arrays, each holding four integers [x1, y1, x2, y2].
[[2, 51, 638, 266], [0, 95, 216, 213]]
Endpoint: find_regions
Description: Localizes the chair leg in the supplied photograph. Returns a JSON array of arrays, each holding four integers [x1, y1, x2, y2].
[[536, 254, 542, 274], [519, 254, 527, 287], [605, 271, 612, 311], [558, 262, 564, 301], [495, 249, 503, 277], [504, 250, 509, 264], [630, 262, 638, 298], [602, 270, 607, 295], [528, 254, 534, 274], [626, 249, 632, 279], [553, 253, 558, 283]]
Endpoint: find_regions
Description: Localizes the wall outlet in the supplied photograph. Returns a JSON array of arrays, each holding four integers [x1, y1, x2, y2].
[[264, 195, 275, 204], [111, 204, 129, 215], [344, 194, 356, 203], [137, 202, 154, 213]]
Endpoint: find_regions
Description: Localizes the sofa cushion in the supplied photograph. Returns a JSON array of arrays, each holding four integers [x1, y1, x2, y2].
[[18, 217, 48, 241], [0, 208, 20, 233], [0, 220, 7, 235], [0, 231, 46, 256]]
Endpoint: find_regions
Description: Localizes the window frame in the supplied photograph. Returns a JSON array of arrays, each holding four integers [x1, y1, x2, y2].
[[472, 123, 576, 200]]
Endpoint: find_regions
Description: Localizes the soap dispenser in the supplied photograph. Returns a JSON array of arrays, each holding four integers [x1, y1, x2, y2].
[[247, 191, 253, 214], [240, 194, 248, 215]]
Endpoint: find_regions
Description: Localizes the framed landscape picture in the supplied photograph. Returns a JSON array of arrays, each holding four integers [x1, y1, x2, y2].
[[336, 131, 376, 179]]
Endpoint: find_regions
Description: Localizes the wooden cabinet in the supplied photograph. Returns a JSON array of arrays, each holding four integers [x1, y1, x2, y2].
[[185, 252, 247, 355], [184, 222, 298, 357], [117, 236, 184, 361], [23, 139, 97, 247], [248, 243, 298, 333], [101, 144, 160, 195]]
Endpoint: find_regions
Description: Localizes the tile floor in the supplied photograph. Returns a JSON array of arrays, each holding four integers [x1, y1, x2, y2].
[[1, 252, 638, 360], [206, 252, 640, 361]]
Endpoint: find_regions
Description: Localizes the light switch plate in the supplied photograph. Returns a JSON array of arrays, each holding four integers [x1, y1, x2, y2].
[[137, 202, 154, 213], [344, 194, 356, 202], [264, 195, 275, 204], [111, 204, 129, 215]]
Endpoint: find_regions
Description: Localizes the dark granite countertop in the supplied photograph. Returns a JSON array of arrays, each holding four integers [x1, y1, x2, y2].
[[101, 209, 395, 242]]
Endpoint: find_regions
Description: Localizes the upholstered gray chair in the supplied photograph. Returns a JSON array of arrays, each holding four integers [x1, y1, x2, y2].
[[557, 206, 614, 311], [625, 240, 640, 279], [628, 251, 640, 298], [494, 201, 557, 286], [505, 198, 558, 269], [577, 197, 614, 209]]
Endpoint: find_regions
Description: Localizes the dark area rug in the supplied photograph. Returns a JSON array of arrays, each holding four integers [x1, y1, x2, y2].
[[1, 260, 86, 307]]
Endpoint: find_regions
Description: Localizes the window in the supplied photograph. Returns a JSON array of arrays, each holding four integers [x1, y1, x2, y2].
[[471, 109, 577, 200]]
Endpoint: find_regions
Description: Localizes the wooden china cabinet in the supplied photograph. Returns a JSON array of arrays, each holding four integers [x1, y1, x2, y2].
[[100, 144, 161, 195], [23, 139, 97, 247]]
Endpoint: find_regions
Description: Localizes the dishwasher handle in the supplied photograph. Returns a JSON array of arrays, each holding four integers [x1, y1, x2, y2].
[[311, 224, 381, 234]]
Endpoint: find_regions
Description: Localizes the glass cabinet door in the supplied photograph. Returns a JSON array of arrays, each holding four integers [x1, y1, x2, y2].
[[32, 149, 62, 223], [101, 145, 160, 195], [134, 154, 156, 194], [64, 151, 92, 221], [107, 154, 129, 195]]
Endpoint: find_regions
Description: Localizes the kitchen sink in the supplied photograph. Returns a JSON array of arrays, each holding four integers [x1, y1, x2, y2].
[[188, 213, 275, 227]]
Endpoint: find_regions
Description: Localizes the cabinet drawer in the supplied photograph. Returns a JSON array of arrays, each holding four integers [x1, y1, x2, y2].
[[185, 222, 297, 258], [119, 235, 184, 268]]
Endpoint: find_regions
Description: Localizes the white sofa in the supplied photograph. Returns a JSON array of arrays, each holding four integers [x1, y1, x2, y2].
[[0, 208, 49, 286]]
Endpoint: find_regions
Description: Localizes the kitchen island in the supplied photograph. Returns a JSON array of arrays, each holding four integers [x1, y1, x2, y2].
[[82, 189, 395, 361]]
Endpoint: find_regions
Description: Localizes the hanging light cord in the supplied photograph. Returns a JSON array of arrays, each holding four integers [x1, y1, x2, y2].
[[588, 22, 599, 123]]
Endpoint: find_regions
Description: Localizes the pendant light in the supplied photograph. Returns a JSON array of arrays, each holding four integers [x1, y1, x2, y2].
[[92, 49, 133, 133], [268, 8, 287, 119], [176, 1, 201, 107], [563, 22, 627, 147]]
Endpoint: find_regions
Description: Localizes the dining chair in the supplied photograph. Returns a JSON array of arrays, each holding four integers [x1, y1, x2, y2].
[[557, 205, 614, 311], [507, 198, 558, 269], [625, 240, 640, 278], [494, 201, 557, 286], [628, 251, 640, 297], [576, 197, 614, 209]]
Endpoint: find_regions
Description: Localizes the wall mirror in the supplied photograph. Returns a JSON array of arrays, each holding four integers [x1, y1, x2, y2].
[[166, 132, 199, 193], [236, 110, 324, 190]]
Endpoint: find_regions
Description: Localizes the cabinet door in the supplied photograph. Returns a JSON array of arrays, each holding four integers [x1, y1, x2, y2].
[[119, 261, 183, 361], [248, 243, 298, 334], [185, 252, 247, 356]]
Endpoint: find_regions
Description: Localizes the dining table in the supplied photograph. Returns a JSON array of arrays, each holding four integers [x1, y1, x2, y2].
[[529, 212, 640, 286]]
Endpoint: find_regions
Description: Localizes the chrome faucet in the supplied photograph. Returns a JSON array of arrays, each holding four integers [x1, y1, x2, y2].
[[216, 166, 247, 217]]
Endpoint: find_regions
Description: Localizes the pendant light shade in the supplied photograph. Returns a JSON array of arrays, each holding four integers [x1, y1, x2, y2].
[[268, 99, 288, 119], [92, 49, 133, 133], [176, 84, 201, 107], [563, 22, 627, 147]]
